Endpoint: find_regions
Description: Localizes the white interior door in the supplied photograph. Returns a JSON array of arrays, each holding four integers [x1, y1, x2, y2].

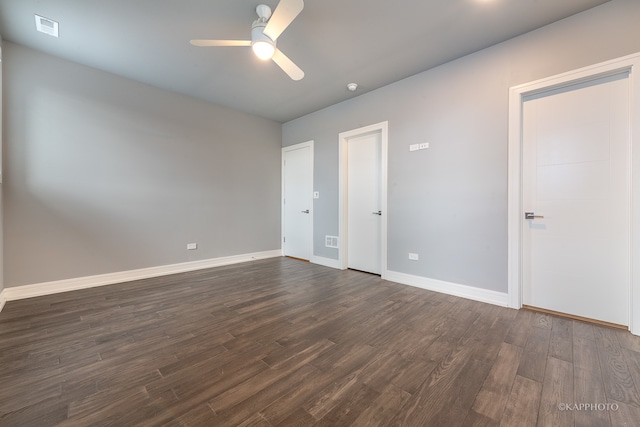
[[522, 73, 630, 326], [347, 131, 382, 274], [282, 142, 313, 260]]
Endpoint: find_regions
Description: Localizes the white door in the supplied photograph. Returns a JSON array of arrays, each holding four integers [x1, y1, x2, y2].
[[282, 142, 313, 260], [347, 131, 382, 274], [522, 73, 630, 326]]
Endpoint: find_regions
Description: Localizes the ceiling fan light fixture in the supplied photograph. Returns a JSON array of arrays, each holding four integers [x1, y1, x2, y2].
[[252, 40, 275, 60], [251, 23, 275, 60]]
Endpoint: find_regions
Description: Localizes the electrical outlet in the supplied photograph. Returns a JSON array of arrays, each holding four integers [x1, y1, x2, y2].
[[313, 191, 320, 199], [408, 253, 419, 261], [187, 243, 197, 250], [419, 142, 429, 150], [409, 144, 420, 152]]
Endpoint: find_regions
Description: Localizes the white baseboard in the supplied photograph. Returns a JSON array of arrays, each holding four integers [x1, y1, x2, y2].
[[310, 255, 342, 269], [2, 249, 282, 302], [0, 254, 508, 311], [385, 270, 509, 307]]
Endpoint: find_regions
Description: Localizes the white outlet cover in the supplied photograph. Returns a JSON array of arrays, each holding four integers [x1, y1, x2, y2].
[[187, 243, 198, 250], [313, 191, 320, 199], [408, 253, 419, 260], [419, 143, 429, 149], [409, 144, 420, 152]]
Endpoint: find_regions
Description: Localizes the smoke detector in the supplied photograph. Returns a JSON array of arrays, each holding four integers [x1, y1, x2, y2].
[[347, 83, 358, 92]]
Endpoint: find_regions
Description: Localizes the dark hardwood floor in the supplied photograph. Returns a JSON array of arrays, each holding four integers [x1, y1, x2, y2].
[[1, 257, 639, 426]]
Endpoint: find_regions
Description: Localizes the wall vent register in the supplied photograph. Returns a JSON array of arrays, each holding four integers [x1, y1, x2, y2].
[[325, 236, 339, 248]]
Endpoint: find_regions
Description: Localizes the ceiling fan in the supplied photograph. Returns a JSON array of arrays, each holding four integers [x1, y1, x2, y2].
[[190, 0, 305, 81]]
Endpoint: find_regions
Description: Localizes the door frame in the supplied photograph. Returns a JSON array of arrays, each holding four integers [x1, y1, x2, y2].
[[338, 121, 388, 278], [507, 53, 640, 335], [281, 140, 314, 259]]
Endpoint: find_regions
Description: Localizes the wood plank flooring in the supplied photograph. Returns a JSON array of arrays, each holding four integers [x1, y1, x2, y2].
[[1, 257, 639, 426]]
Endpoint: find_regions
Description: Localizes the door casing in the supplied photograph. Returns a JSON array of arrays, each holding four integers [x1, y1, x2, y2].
[[338, 121, 389, 278], [508, 53, 640, 335]]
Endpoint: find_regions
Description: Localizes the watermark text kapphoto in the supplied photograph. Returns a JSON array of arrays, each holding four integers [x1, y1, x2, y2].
[[557, 403, 619, 411]]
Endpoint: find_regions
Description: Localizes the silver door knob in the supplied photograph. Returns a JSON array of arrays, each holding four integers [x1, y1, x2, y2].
[[301, 209, 310, 214], [372, 211, 382, 216], [524, 212, 544, 219]]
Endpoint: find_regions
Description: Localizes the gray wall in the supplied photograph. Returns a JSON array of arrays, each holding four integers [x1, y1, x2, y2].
[[3, 42, 282, 287], [283, 0, 640, 293]]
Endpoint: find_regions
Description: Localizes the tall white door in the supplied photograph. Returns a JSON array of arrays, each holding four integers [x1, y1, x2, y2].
[[347, 131, 382, 274], [283, 143, 313, 260], [522, 73, 630, 326]]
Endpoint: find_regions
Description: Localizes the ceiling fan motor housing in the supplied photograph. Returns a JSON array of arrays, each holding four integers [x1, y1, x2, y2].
[[251, 21, 274, 43]]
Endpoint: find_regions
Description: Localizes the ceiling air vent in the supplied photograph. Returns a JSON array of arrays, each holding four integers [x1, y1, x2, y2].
[[35, 15, 59, 37]]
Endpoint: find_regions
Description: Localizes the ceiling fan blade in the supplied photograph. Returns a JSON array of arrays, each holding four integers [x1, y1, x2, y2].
[[272, 49, 304, 81], [190, 40, 251, 47], [263, 0, 304, 41]]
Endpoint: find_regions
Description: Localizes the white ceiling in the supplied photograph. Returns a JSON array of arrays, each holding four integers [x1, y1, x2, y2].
[[0, 0, 612, 122]]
